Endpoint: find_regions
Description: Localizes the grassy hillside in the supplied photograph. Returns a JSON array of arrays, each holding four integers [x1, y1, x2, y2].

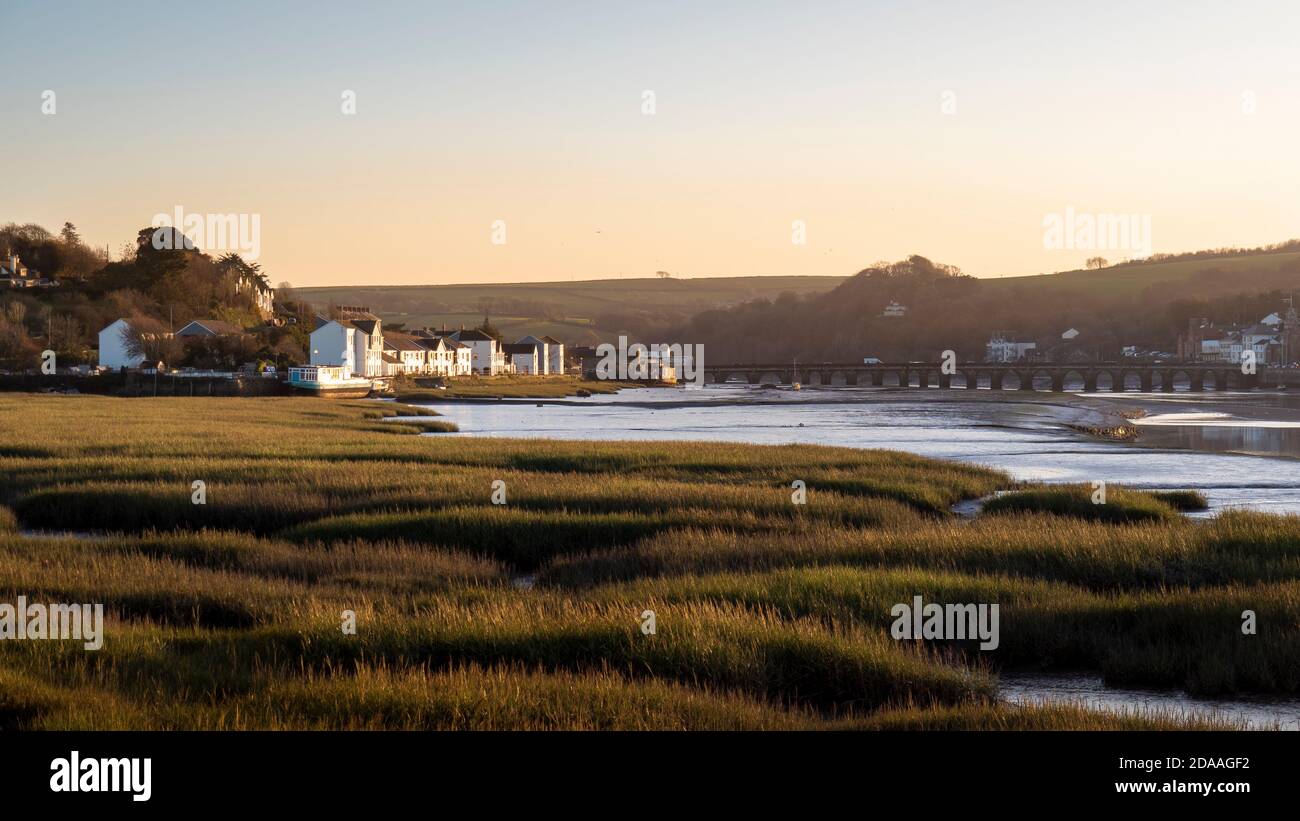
[[294, 248, 1300, 348], [295, 276, 844, 344], [987, 251, 1300, 299]]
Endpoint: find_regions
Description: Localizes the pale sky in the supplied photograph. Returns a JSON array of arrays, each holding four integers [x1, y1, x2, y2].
[[2, 0, 1298, 286]]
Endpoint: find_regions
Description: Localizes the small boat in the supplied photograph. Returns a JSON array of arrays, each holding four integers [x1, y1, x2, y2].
[[288, 365, 374, 398]]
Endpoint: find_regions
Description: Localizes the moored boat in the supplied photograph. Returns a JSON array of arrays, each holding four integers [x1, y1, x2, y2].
[[287, 365, 374, 398]]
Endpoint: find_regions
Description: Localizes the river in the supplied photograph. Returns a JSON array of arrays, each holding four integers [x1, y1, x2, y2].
[[411, 385, 1300, 515]]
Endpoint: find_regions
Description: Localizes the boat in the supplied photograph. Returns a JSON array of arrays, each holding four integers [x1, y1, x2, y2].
[[287, 365, 374, 398]]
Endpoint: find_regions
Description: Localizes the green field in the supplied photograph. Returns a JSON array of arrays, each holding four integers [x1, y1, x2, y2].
[[1, 395, 1292, 729]]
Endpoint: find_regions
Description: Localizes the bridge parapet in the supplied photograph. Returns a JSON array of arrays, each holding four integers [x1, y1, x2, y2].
[[701, 363, 1265, 392]]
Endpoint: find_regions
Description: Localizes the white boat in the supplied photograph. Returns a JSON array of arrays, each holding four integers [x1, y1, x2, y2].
[[288, 365, 374, 398]]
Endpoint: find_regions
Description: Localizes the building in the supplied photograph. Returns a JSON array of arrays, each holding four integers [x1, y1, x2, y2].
[[1, 251, 52, 289], [411, 332, 473, 376], [881, 301, 907, 318], [515, 335, 550, 374], [985, 333, 1037, 363], [234, 273, 274, 316], [1061, 328, 1080, 340], [98, 319, 146, 370], [384, 332, 431, 375], [175, 319, 246, 338], [504, 342, 541, 374], [309, 307, 385, 378], [540, 335, 566, 374], [1189, 310, 1290, 365], [444, 328, 506, 375]]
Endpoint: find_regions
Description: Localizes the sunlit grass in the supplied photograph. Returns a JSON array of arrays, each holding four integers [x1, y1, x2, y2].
[[0, 393, 1281, 729]]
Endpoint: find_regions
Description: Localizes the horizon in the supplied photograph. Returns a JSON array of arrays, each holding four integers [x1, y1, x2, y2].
[[4, 0, 1299, 287]]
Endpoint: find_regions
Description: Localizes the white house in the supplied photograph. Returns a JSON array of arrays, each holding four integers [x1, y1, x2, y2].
[[447, 339, 473, 375], [541, 336, 565, 374], [98, 319, 146, 370], [309, 307, 385, 378], [516, 335, 550, 374], [882, 301, 907, 318], [384, 333, 430, 375], [504, 342, 539, 374], [985, 333, 1037, 363], [447, 328, 506, 375], [415, 335, 473, 376], [1061, 328, 1080, 340]]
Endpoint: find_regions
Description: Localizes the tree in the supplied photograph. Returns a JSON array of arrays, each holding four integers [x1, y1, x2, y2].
[[656, 270, 672, 279], [1086, 256, 1109, 270], [60, 222, 82, 245], [476, 316, 502, 342], [121, 316, 181, 366]]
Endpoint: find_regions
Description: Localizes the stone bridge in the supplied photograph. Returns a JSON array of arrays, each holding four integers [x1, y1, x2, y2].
[[701, 363, 1265, 392]]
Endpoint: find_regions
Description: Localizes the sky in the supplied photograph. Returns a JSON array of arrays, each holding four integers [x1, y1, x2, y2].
[[2, 0, 1298, 287]]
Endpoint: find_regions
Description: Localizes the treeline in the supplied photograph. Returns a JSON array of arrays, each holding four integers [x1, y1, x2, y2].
[[1081, 239, 1300, 271], [656, 254, 1300, 364], [0, 222, 314, 370]]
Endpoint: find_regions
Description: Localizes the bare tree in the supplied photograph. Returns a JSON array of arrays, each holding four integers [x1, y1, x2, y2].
[[1086, 256, 1109, 270], [121, 316, 181, 366]]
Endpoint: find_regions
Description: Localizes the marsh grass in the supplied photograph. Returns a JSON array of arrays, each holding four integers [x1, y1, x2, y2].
[[395, 376, 637, 401], [540, 513, 1300, 591], [982, 484, 1180, 523], [0, 394, 1284, 729]]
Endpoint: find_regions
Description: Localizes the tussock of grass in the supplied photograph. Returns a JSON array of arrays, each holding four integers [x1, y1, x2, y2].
[[586, 564, 1300, 695], [982, 484, 1180, 523], [222, 664, 815, 730], [542, 513, 1300, 592], [281, 507, 766, 568], [0, 506, 15, 533], [854, 701, 1242, 731], [1150, 489, 1210, 511]]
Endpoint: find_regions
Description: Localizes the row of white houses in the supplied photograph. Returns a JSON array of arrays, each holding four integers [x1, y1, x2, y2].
[[309, 308, 566, 378]]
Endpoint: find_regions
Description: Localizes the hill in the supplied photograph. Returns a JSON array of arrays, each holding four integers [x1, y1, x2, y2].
[[294, 245, 1300, 351], [293, 276, 844, 344], [664, 249, 1300, 364]]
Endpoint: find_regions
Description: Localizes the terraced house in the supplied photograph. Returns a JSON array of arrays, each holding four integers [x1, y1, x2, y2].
[[309, 307, 385, 378]]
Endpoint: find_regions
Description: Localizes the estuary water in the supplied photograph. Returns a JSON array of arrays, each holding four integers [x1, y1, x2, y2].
[[412, 385, 1300, 515]]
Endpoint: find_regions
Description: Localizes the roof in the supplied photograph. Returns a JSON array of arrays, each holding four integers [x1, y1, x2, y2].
[[335, 306, 380, 321], [177, 319, 245, 336], [516, 335, 546, 345], [381, 352, 401, 364], [384, 333, 426, 352], [453, 329, 495, 341], [539, 335, 563, 345], [503, 343, 538, 355]]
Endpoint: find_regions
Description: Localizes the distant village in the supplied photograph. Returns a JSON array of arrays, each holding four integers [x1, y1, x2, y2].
[[96, 303, 579, 395], [972, 303, 1300, 365]]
